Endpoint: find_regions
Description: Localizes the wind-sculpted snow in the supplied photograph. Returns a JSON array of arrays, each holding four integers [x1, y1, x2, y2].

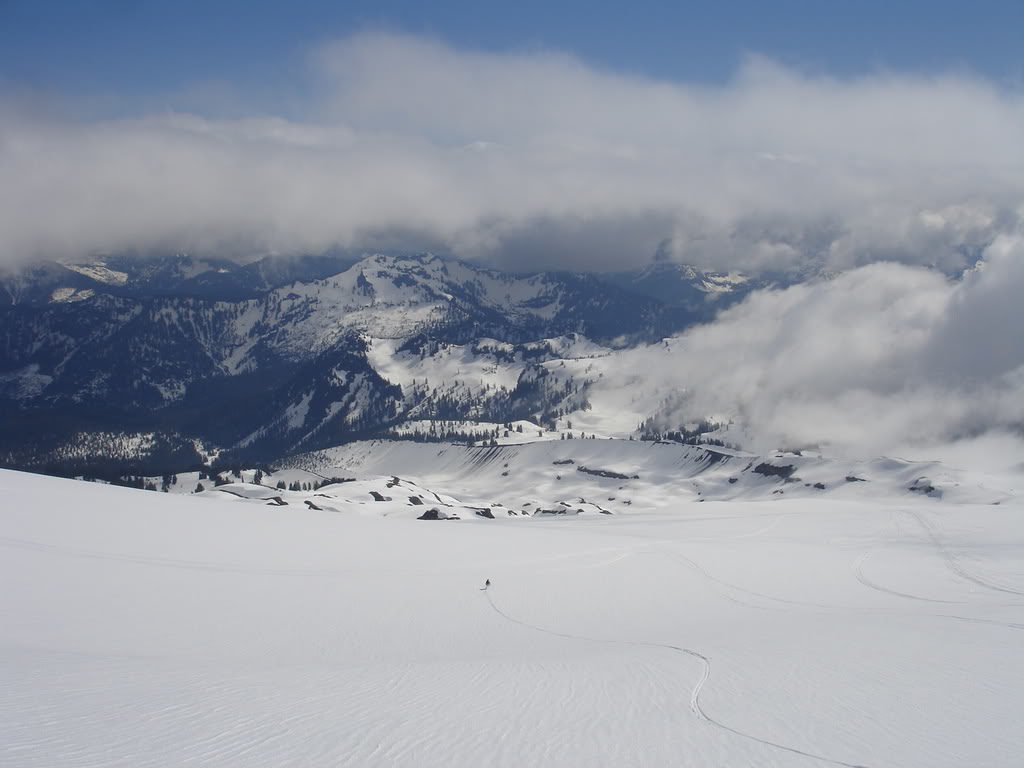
[[2, 451, 1024, 767]]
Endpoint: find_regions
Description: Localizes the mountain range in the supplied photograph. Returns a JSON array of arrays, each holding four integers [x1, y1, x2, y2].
[[0, 251, 767, 476]]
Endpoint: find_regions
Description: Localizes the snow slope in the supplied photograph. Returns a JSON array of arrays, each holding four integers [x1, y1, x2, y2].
[[2, 452, 1024, 767], [293, 439, 1020, 511]]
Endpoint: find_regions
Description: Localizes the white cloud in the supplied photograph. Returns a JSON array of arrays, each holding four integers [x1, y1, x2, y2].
[[640, 235, 1024, 456], [0, 32, 1021, 271]]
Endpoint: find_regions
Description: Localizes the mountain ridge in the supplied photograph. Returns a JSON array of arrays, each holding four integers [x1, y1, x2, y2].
[[1, 251, 759, 475]]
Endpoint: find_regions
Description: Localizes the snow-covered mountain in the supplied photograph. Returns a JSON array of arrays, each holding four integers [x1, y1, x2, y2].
[[1, 252, 758, 476], [598, 260, 761, 312], [0, 251, 364, 305]]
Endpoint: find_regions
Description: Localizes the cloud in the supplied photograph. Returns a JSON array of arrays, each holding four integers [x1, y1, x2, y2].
[[0, 32, 1022, 272], [636, 234, 1024, 457]]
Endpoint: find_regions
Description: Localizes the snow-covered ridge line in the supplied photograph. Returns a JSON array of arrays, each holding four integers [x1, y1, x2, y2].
[[271, 439, 1018, 511], [88, 436, 1019, 525]]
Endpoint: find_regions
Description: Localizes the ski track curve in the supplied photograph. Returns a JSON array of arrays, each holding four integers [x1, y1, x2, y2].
[[663, 548, 838, 611], [904, 510, 1024, 598], [853, 550, 965, 605], [652, 534, 1024, 634], [483, 589, 871, 768], [653, 543, 1024, 636]]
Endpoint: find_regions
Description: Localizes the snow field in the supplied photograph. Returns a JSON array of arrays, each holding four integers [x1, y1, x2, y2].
[[2, 447, 1023, 766]]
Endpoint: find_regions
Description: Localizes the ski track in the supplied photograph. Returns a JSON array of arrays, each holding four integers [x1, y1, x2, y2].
[[851, 551, 1024, 631], [681, 513, 786, 543], [654, 541, 1024, 634], [850, 517, 964, 605], [662, 548, 839, 611], [853, 550, 965, 606], [483, 589, 871, 768], [904, 510, 1024, 598], [852, 520, 1024, 610]]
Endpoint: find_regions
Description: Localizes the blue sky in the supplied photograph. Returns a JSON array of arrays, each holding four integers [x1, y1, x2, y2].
[[2, 0, 1022, 116]]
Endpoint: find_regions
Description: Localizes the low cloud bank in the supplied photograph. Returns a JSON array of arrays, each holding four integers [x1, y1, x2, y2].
[[1, 32, 1022, 272], [643, 235, 1024, 457]]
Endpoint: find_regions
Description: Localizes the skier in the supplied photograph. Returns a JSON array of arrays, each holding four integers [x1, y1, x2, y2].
[[482, 579, 491, 590]]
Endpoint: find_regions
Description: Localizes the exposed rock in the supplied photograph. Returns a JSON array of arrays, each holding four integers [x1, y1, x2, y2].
[[910, 478, 937, 495], [752, 463, 796, 480], [577, 465, 638, 480]]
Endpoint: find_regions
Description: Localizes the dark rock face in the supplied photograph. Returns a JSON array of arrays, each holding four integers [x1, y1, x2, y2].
[[752, 463, 796, 480], [576, 465, 638, 480], [909, 478, 937, 495]]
